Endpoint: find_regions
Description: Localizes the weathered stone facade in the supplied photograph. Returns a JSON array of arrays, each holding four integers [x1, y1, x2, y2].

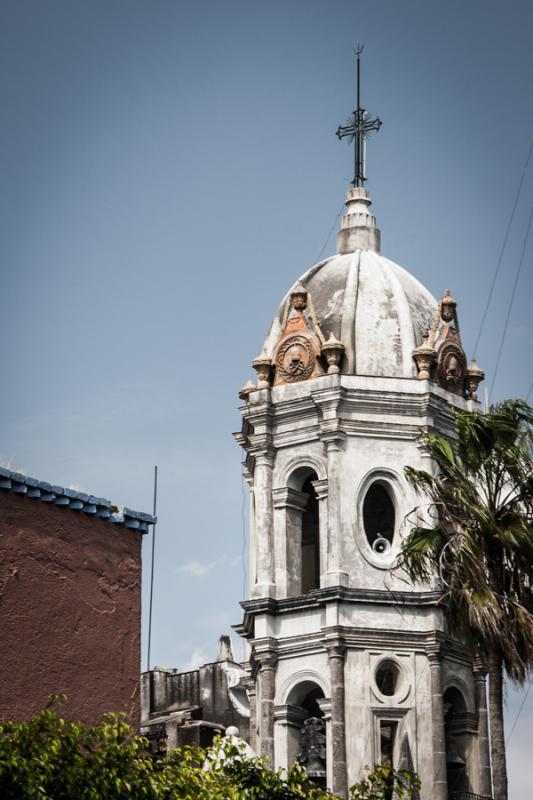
[[234, 189, 490, 798], [140, 636, 250, 752]]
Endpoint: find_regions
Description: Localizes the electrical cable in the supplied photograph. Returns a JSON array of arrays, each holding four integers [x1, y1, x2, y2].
[[490, 202, 533, 397], [473, 137, 533, 360], [240, 464, 248, 664], [241, 465, 247, 602], [313, 200, 346, 265], [526, 379, 533, 403], [506, 681, 532, 745]]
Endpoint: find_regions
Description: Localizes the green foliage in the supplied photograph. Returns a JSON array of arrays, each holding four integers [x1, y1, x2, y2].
[[398, 399, 533, 682], [0, 701, 420, 800], [349, 761, 420, 800]]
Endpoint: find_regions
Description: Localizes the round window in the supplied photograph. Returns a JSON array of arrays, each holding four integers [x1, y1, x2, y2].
[[363, 482, 395, 554], [375, 660, 400, 696]]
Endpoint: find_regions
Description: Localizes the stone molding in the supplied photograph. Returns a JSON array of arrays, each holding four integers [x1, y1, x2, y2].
[[243, 626, 453, 662], [240, 379, 464, 465], [276, 454, 327, 487], [250, 445, 275, 465], [238, 380, 465, 456], [256, 653, 278, 671], [316, 697, 332, 721], [275, 668, 331, 706], [274, 703, 309, 729], [326, 644, 346, 661], [320, 430, 347, 450], [235, 590, 447, 639], [241, 586, 444, 615], [311, 478, 328, 500], [272, 487, 309, 511]]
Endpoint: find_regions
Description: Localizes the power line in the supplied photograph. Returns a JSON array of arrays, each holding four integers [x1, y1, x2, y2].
[[473, 137, 533, 359], [526, 379, 533, 403], [240, 465, 247, 601], [313, 200, 346, 265], [506, 682, 532, 745], [490, 202, 533, 397]]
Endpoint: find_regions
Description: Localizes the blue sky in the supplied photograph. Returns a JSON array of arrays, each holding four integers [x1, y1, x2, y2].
[[1, 1, 532, 794]]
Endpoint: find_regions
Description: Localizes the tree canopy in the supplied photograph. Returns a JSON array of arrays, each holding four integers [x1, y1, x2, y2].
[[0, 701, 419, 800]]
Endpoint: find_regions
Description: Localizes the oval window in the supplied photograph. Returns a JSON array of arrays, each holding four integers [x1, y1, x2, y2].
[[375, 660, 400, 696], [363, 482, 395, 554]]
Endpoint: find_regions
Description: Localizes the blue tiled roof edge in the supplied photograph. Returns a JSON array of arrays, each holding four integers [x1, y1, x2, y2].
[[0, 466, 155, 533]]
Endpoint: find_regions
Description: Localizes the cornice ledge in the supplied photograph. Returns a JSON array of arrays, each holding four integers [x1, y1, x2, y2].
[[239, 587, 444, 618], [310, 384, 345, 406], [241, 400, 274, 424]]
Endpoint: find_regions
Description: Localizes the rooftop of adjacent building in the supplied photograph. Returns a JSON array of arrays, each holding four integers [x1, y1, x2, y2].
[[0, 465, 155, 532]]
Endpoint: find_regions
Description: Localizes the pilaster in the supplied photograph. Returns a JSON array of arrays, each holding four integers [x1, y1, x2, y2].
[[252, 449, 276, 598], [325, 638, 348, 799], [473, 660, 492, 797], [311, 478, 329, 587], [316, 697, 333, 791], [428, 646, 448, 800], [241, 671, 258, 754], [321, 433, 349, 587], [256, 651, 278, 764]]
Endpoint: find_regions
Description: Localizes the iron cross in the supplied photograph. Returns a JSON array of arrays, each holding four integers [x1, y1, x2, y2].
[[336, 46, 382, 187]]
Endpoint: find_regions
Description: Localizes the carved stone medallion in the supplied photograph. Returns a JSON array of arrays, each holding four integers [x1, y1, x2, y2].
[[437, 343, 466, 394], [276, 334, 316, 383]]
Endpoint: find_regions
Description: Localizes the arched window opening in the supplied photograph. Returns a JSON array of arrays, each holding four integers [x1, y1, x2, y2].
[[444, 688, 470, 798], [363, 482, 395, 554], [301, 476, 320, 592], [286, 682, 326, 789]]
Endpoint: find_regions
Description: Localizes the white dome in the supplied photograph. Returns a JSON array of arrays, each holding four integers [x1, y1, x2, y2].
[[260, 188, 437, 380]]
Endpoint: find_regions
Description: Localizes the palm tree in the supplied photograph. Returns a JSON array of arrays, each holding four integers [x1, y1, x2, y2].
[[397, 400, 533, 800]]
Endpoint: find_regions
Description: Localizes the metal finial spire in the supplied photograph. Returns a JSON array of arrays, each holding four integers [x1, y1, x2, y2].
[[336, 45, 382, 187]]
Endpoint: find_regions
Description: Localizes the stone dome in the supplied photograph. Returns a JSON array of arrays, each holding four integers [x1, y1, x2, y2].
[[260, 188, 437, 380]]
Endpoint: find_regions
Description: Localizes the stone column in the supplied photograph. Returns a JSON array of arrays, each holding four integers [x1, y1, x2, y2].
[[258, 653, 277, 765], [311, 478, 328, 586], [428, 649, 448, 800], [327, 643, 348, 798], [253, 450, 276, 598], [242, 674, 257, 753], [317, 697, 333, 791], [473, 661, 492, 797], [322, 435, 349, 587]]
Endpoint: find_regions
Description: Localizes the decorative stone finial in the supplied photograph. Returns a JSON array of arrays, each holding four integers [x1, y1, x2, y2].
[[239, 380, 256, 402], [466, 359, 485, 401], [321, 332, 345, 374], [290, 281, 308, 310], [216, 634, 234, 662], [252, 353, 272, 389], [412, 332, 437, 380], [336, 187, 380, 254], [440, 290, 457, 323]]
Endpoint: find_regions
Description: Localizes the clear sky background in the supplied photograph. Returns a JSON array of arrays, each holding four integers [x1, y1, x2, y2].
[[1, 0, 532, 795]]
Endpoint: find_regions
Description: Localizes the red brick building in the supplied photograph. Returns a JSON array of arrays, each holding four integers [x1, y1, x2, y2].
[[0, 466, 153, 727]]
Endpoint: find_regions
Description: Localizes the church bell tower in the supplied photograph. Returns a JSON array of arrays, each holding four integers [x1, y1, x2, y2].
[[234, 55, 490, 800]]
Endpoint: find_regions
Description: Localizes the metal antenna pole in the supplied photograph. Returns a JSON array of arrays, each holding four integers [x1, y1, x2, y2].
[[146, 465, 158, 672]]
